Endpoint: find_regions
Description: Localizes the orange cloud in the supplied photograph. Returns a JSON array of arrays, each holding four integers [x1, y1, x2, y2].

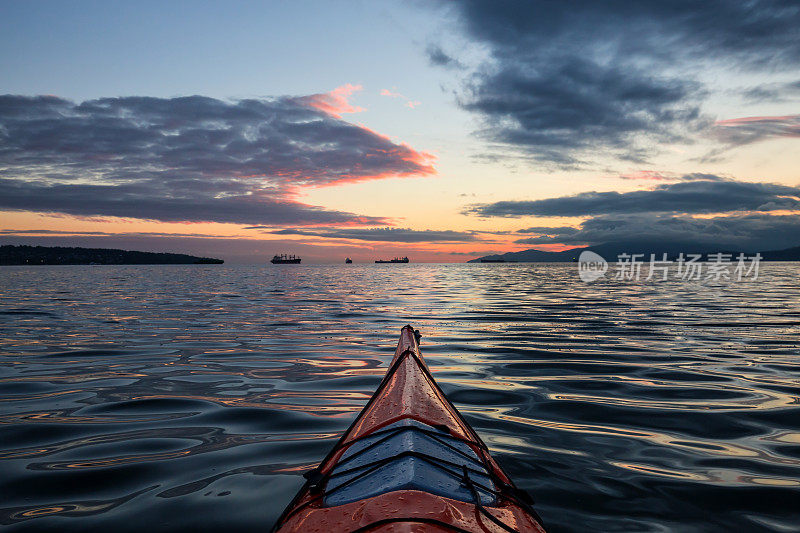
[[295, 122, 436, 189], [310, 143, 436, 189], [297, 84, 365, 118]]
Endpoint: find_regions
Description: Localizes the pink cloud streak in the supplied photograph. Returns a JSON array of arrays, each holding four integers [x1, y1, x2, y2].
[[296, 84, 365, 118], [380, 88, 420, 109]]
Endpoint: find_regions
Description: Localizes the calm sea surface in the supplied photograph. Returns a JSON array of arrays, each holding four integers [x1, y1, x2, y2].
[[0, 263, 798, 532]]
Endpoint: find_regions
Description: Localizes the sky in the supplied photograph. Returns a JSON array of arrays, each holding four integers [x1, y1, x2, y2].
[[1, 0, 799, 263]]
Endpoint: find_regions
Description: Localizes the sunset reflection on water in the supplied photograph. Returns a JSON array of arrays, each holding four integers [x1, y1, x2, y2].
[[1, 263, 799, 531]]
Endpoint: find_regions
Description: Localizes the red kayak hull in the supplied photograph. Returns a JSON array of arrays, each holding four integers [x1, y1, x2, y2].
[[273, 326, 546, 532]]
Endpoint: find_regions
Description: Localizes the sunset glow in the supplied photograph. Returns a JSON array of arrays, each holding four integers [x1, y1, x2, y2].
[[1, 2, 798, 262]]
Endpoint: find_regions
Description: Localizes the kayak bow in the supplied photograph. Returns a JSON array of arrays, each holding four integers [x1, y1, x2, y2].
[[273, 325, 546, 532]]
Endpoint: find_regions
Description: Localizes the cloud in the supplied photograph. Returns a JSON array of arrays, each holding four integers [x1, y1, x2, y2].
[[380, 88, 421, 109], [266, 227, 478, 243], [468, 178, 800, 217], [618, 170, 677, 182], [516, 226, 578, 235], [714, 115, 800, 146], [460, 57, 705, 166], [0, 229, 227, 238], [740, 80, 800, 102], [448, 250, 505, 256], [0, 178, 386, 226], [617, 171, 727, 182], [448, 1, 800, 64], [433, 0, 800, 166], [292, 84, 365, 118], [513, 213, 800, 251], [0, 92, 436, 225], [425, 44, 464, 69]]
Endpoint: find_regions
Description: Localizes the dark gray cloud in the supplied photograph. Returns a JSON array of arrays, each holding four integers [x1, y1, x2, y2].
[[425, 45, 463, 69], [741, 80, 800, 102], [0, 177, 383, 226], [0, 93, 434, 225], [435, 0, 800, 166], [266, 227, 478, 243], [513, 213, 800, 251], [461, 57, 705, 165], [451, 1, 800, 64], [516, 226, 578, 235], [469, 178, 800, 217]]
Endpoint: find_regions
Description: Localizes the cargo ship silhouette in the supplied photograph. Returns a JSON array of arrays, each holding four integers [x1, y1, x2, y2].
[[271, 254, 301, 264]]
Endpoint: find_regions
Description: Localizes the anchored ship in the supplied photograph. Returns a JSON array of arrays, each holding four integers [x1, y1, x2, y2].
[[271, 254, 301, 264], [375, 256, 409, 264]]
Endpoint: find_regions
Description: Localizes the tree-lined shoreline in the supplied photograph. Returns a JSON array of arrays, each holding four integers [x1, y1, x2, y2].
[[0, 245, 224, 265]]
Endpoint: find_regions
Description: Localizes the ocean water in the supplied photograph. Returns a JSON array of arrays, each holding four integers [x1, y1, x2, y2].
[[0, 263, 798, 532]]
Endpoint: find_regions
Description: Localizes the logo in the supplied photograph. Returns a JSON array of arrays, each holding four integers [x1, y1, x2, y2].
[[578, 251, 607, 282]]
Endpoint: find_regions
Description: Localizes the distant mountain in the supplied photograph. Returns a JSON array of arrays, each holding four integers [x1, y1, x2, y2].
[[760, 245, 800, 261], [468, 241, 800, 263], [0, 245, 224, 265]]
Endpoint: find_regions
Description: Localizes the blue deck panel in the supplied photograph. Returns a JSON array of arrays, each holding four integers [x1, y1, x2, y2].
[[323, 418, 496, 506]]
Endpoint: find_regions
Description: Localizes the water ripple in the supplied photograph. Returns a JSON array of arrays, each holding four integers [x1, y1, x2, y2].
[[0, 263, 798, 532]]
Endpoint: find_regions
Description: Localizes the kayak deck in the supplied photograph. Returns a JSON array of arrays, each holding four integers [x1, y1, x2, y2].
[[273, 325, 546, 532], [324, 417, 496, 506]]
